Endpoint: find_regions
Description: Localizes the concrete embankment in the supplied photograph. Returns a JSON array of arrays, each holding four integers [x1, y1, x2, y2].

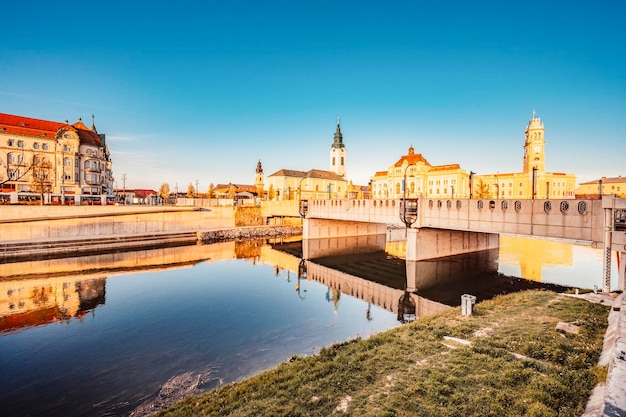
[[0, 205, 302, 262]]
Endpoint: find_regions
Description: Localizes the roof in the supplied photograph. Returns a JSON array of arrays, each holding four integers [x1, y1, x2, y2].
[[580, 176, 625, 185], [393, 146, 432, 167], [268, 168, 346, 181], [0, 113, 101, 146]]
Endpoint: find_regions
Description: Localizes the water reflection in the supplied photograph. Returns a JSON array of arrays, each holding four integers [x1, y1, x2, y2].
[[0, 234, 613, 417]]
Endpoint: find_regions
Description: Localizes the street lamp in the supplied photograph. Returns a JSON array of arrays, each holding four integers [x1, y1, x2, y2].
[[298, 175, 308, 218], [532, 167, 537, 200], [400, 164, 417, 235], [469, 171, 475, 199], [494, 174, 499, 200]]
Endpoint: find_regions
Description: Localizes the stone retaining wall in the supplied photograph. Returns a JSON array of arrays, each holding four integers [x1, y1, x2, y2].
[[200, 226, 302, 243]]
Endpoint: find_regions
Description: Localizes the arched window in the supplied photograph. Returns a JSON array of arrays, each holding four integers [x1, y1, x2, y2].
[[395, 183, 401, 194], [64, 157, 71, 166], [332, 157, 336, 165], [340, 157, 344, 165]]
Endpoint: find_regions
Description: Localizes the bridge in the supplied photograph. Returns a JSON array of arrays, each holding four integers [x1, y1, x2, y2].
[[264, 196, 626, 292]]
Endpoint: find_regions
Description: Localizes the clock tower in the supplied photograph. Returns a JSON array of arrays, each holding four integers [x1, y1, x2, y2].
[[523, 112, 546, 173], [330, 117, 347, 178]]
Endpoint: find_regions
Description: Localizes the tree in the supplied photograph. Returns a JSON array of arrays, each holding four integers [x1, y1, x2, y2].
[[186, 182, 195, 198], [268, 184, 275, 200], [474, 179, 491, 199], [158, 182, 170, 201], [0, 150, 35, 188], [228, 183, 236, 199], [207, 182, 215, 198], [30, 156, 53, 205]]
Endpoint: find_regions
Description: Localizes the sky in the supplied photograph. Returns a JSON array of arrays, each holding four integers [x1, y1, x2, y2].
[[1, 0, 624, 191]]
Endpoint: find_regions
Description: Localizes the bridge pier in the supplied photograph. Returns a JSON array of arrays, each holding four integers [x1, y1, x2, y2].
[[405, 228, 499, 262]]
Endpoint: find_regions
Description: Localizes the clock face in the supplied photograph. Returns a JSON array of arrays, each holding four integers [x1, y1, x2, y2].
[[534, 146, 540, 152]]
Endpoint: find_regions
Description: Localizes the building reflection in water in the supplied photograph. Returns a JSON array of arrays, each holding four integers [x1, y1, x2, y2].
[[1, 233, 583, 334], [0, 277, 106, 333]]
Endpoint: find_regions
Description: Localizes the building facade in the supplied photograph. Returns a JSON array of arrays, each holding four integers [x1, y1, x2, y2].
[[474, 115, 576, 199], [370, 145, 469, 200], [0, 113, 113, 204], [575, 176, 626, 198]]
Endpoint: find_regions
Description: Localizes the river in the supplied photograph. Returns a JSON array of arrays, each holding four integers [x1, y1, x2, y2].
[[0, 235, 618, 416]]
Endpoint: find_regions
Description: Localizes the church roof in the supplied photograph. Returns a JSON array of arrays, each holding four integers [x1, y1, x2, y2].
[[0, 113, 102, 146], [268, 168, 346, 181]]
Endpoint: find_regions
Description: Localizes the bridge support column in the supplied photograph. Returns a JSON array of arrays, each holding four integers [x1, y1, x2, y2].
[[406, 228, 499, 262], [618, 251, 625, 292], [602, 207, 613, 293], [302, 219, 387, 259]]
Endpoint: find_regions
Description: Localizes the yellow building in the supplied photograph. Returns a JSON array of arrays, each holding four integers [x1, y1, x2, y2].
[[266, 168, 348, 200], [0, 112, 114, 204], [474, 115, 576, 199], [575, 176, 626, 198], [370, 145, 469, 199]]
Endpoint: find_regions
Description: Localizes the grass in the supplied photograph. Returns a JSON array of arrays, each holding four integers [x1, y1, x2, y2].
[[158, 290, 609, 417]]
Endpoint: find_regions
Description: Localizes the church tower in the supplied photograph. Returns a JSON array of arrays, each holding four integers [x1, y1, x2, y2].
[[330, 117, 347, 178], [523, 111, 546, 173], [255, 159, 265, 197]]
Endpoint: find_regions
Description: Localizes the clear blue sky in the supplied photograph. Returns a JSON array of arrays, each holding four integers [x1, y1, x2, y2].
[[1, 0, 624, 191]]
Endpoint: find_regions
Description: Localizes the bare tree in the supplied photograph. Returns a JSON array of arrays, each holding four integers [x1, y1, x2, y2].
[[30, 156, 53, 205], [0, 150, 35, 188]]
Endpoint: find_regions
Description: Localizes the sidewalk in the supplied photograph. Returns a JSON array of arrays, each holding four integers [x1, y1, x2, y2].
[[582, 292, 626, 417]]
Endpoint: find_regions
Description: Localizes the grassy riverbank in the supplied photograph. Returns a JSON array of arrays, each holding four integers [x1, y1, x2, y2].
[[159, 290, 609, 417]]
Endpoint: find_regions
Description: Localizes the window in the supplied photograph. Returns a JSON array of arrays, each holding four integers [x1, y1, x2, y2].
[[341, 157, 344, 166], [332, 157, 335, 165], [33, 143, 40, 149], [64, 157, 71, 166], [8, 139, 15, 146], [85, 161, 90, 169], [8, 154, 15, 164], [17, 140, 24, 148], [64, 172, 71, 181], [64, 145, 71, 152], [42, 144, 48, 150]]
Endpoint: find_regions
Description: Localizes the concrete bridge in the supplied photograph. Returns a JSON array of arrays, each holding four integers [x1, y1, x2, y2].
[[266, 196, 626, 292]]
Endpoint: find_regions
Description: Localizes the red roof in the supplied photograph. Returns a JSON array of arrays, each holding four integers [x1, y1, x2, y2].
[[0, 113, 101, 146]]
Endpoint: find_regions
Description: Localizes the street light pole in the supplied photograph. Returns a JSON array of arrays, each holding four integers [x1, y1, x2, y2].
[[469, 171, 475, 199]]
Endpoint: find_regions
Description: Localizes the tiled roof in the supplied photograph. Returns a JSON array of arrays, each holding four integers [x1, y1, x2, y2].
[[0, 113, 101, 146], [580, 176, 625, 185], [393, 153, 431, 167], [268, 169, 346, 181]]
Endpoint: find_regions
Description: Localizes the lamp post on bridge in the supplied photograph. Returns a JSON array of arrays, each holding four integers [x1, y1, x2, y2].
[[400, 163, 417, 235], [469, 171, 475, 199]]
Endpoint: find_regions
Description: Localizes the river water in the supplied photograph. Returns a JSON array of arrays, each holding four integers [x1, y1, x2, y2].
[[0, 235, 618, 416]]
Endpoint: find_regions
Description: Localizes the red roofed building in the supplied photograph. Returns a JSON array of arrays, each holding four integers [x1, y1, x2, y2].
[[0, 112, 114, 204], [370, 145, 469, 199]]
